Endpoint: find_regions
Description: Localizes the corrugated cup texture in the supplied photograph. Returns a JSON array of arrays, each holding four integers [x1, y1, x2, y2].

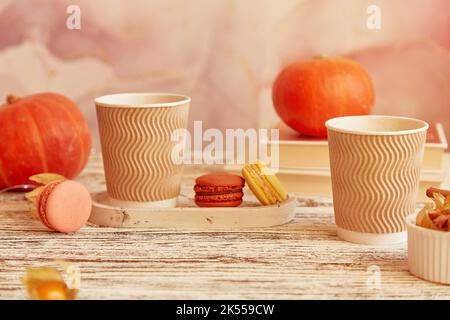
[[407, 214, 450, 284], [328, 130, 427, 234], [96, 103, 189, 202]]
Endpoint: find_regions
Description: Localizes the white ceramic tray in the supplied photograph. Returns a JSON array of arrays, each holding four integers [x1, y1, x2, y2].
[[89, 192, 296, 229]]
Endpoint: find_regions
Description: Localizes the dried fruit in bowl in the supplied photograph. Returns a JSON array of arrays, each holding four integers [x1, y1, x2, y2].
[[417, 188, 450, 231]]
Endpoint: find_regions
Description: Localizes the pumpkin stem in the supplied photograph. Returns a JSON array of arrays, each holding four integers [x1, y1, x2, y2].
[[312, 55, 327, 60], [6, 95, 21, 104]]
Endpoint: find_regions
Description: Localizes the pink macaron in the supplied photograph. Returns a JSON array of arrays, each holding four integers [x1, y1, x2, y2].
[[36, 180, 92, 233]]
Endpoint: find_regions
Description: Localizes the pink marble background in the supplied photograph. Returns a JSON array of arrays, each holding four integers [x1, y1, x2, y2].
[[0, 0, 449, 147]]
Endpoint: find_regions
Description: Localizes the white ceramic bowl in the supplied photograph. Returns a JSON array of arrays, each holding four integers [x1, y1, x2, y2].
[[406, 213, 450, 284]]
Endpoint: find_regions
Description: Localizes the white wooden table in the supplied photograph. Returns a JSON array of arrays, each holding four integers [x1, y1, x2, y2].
[[1, 154, 450, 299]]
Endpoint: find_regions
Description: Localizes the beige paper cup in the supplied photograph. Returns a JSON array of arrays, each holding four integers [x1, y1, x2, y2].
[[95, 93, 190, 208], [326, 115, 428, 245]]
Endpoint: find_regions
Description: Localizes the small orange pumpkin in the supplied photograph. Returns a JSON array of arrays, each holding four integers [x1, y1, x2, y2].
[[272, 57, 375, 137], [0, 93, 92, 188]]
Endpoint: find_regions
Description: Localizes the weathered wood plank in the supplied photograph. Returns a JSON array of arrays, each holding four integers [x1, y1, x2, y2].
[[1, 155, 450, 299]]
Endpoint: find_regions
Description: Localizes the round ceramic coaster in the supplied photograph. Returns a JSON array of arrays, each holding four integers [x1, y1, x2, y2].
[[89, 192, 296, 229]]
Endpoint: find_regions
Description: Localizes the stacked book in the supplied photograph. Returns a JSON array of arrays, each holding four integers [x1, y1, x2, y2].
[[260, 122, 448, 201]]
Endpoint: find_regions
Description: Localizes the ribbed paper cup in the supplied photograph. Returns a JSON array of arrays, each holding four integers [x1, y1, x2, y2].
[[326, 116, 428, 245], [406, 214, 450, 284], [95, 93, 190, 208]]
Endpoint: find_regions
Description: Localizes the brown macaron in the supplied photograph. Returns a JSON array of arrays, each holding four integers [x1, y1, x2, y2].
[[194, 173, 245, 207]]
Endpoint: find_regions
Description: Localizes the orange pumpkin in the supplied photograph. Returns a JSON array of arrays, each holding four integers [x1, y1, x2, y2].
[[0, 93, 92, 189], [272, 57, 374, 137]]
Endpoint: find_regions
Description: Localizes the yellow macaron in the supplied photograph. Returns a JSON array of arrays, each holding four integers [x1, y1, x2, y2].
[[242, 161, 287, 205]]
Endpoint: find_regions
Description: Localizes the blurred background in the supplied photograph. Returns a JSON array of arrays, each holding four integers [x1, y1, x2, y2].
[[0, 0, 449, 147]]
